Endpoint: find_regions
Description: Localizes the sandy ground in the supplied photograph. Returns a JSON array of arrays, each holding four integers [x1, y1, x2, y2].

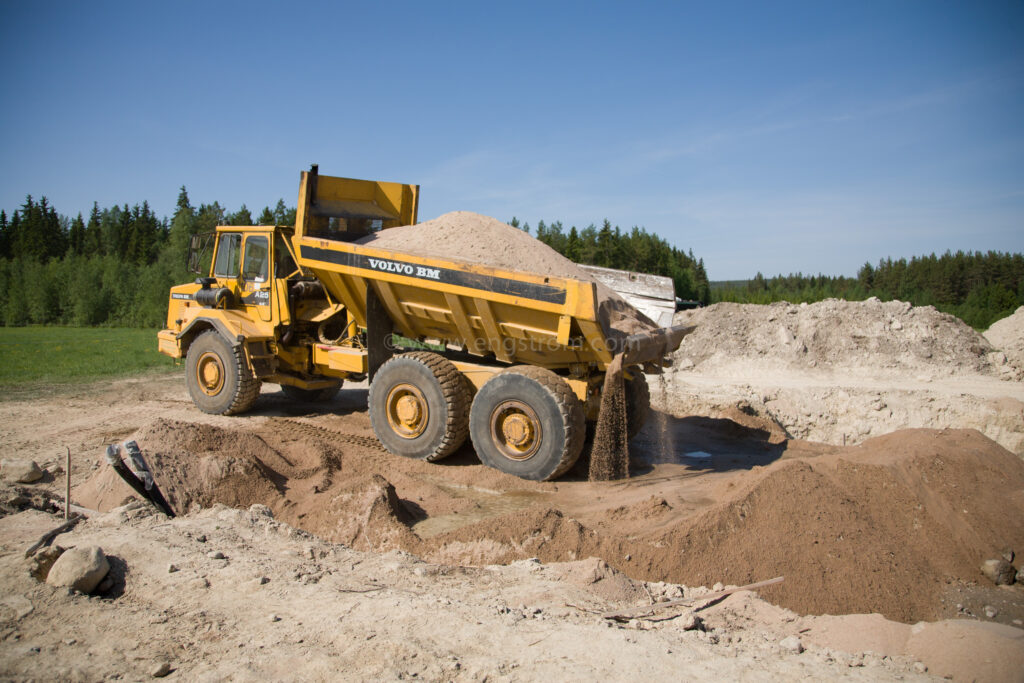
[[1, 368, 1023, 681]]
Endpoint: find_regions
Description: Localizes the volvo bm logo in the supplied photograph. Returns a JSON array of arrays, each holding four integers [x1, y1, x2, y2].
[[367, 257, 440, 281]]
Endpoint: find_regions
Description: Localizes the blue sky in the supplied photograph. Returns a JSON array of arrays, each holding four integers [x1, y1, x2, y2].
[[1, 1, 1021, 279]]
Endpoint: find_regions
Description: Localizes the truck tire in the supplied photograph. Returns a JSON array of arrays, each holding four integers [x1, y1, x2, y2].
[[282, 382, 342, 403], [625, 372, 650, 440], [369, 351, 470, 462], [469, 366, 585, 481], [185, 330, 261, 415]]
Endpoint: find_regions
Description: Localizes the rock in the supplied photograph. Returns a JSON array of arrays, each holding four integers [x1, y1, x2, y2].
[[1018, 568, 1024, 585], [151, 662, 172, 678], [248, 504, 273, 519], [676, 612, 703, 631], [189, 577, 210, 590], [984, 605, 998, 619], [29, 545, 66, 582], [981, 558, 1016, 585], [46, 546, 110, 594], [1002, 548, 1015, 563], [167, 564, 179, 573], [206, 551, 225, 560], [913, 662, 928, 674], [2, 459, 43, 484], [779, 635, 804, 654]]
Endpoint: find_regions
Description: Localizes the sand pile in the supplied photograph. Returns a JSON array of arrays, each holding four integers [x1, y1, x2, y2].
[[673, 299, 997, 378], [74, 415, 1024, 623], [655, 428, 1024, 622], [357, 211, 656, 339], [984, 306, 1024, 380]]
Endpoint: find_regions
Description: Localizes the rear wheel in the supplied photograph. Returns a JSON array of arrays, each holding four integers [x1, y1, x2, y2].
[[282, 382, 342, 403], [625, 372, 650, 439], [185, 330, 261, 415], [369, 352, 470, 461], [469, 366, 585, 481]]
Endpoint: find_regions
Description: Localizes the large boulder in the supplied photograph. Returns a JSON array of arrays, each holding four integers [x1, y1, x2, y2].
[[46, 546, 110, 593], [1, 459, 43, 484]]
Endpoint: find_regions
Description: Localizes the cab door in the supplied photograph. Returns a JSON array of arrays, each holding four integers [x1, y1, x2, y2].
[[239, 233, 273, 323]]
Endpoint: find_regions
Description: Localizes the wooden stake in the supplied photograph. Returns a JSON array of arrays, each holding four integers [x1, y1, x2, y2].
[[65, 446, 71, 521], [601, 576, 785, 620]]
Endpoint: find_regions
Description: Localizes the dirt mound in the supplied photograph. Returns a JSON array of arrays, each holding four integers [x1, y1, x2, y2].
[[673, 299, 996, 378], [985, 306, 1024, 380], [74, 414, 1024, 624], [357, 211, 656, 338], [654, 428, 1024, 622]]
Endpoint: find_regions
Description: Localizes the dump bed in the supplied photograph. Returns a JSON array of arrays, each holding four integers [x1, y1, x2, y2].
[[291, 168, 690, 370]]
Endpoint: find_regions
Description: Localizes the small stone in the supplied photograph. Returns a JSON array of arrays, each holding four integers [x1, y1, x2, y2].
[[248, 504, 273, 519], [46, 546, 110, 594], [270, 614, 281, 622], [257, 576, 270, 585], [1002, 549, 1015, 564], [984, 605, 998, 619], [676, 613, 703, 631], [189, 577, 209, 590], [712, 582, 724, 592], [206, 551, 225, 560], [29, 545, 66, 582], [981, 559, 1015, 585], [1, 459, 43, 484], [779, 635, 804, 654], [167, 564, 179, 574], [63, 638, 76, 646], [624, 554, 631, 561], [913, 662, 927, 674], [151, 662, 172, 678], [195, 534, 207, 543]]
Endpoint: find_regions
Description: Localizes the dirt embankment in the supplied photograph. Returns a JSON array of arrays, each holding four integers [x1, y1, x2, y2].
[[660, 299, 1024, 455], [74, 415, 1024, 624]]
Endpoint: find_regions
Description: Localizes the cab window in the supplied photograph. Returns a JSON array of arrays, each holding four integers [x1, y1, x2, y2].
[[242, 235, 269, 282], [213, 233, 242, 277]]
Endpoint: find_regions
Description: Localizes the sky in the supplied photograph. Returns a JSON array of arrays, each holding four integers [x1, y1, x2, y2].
[[0, 1, 1021, 280]]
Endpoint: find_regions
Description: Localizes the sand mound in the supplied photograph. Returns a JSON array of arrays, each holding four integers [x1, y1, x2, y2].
[[74, 416, 1024, 623], [657, 428, 1024, 622], [357, 211, 656, 339], [673, 298, 996, 378], [985, 306, 1024, 380]]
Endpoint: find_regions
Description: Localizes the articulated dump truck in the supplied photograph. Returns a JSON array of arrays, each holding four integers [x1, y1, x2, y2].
[[158, 167, 693, 480]]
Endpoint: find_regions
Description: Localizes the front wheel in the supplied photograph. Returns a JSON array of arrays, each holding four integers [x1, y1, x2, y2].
[[469, 366, 585, 481], [185, 330, 261, 415]]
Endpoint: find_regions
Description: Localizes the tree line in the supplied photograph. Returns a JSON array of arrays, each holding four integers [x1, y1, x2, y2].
[[0, 189, 708, 328], [713, 251, 1024, 329], [511, 218, 711, 303], [0, 190, 295, 328]]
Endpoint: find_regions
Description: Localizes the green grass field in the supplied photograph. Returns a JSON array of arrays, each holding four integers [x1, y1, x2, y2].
[[0, 327, 178, 386]]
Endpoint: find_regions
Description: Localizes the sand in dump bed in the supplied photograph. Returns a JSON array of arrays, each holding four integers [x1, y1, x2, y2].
[[356, 211, 656, 339], [75, 416, 1024, 624]]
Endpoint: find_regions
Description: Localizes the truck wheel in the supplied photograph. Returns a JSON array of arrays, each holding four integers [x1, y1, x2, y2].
[[185, 330, 261, 415], [469, 366, 585, 481], [282, 382, 342, 403], [625, 372, 650, 440], [369, 351, 470, 461]]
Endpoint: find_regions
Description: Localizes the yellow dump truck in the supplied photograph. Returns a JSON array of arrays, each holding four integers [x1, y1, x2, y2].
[[159, 167, 692, 480]]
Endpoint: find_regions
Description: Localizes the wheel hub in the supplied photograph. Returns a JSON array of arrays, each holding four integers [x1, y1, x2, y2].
[[490, 400, 542, 461], [196, 352, 225, 396], [385, 383, 428, 439]]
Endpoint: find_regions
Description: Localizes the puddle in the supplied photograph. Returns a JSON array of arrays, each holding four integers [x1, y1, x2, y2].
[[412, 484, 551, 538]]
